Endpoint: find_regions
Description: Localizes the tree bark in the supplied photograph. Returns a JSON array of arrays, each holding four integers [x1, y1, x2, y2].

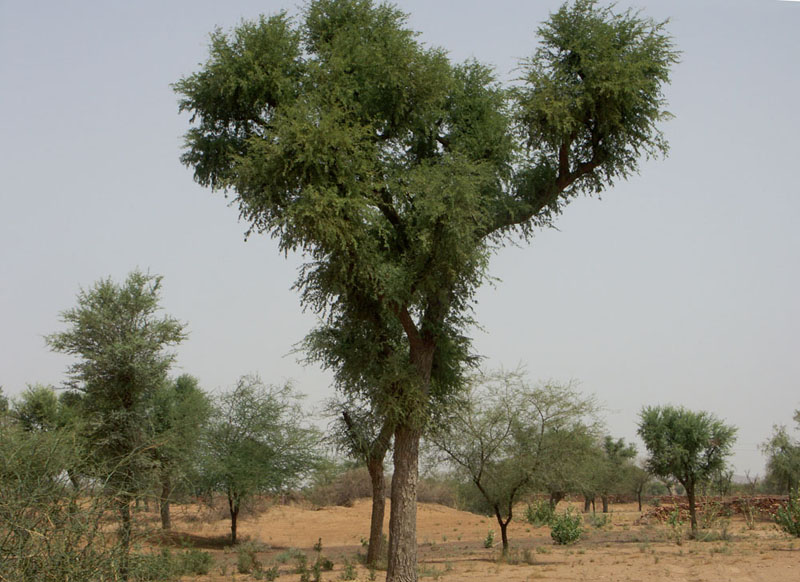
[[228, 494, 240, 544], [686, 483, 698, 538], [499, 520, 509, 556], [601, 495, 609, 514], [118, 497, 132, 581], [366, 458, 386, 567], [160, 475, 171, 530], [387, 423, 420, 582]]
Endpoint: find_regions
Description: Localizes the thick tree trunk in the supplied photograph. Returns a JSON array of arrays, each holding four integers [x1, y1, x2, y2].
[[160, 475, 171, 530], [228, 495, 240, 544], [387, 423, 420, 582], [583, 495, 594, 513], [549, 491, 564, 510], [601, 495, 609, 514], [367, 458, 386, 567]]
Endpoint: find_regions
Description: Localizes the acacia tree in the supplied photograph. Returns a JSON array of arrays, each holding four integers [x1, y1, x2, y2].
[[46, 271, 186, 576], [762, 424, 800, 495], [176, 1, 676, 578], [149, 374, 212, 530], [430, 373, 598, 555], [203, 375, 320, 544], [638, 405, 737, 537], [594, 436, 637, 513]]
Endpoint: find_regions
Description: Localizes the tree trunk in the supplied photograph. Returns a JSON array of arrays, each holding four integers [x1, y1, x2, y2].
[[549, 491, 564, 510], [160, 475, 171, 530], [387, 423, 420, 582], [228, 494, 240, 544], [637, 490, 643, 512], [366, 458, 386, 567], [686, 484, 697, 538], [601, 495, 609, 514], [583, 495, 594, 513], [118, 497, 132, 581], [499, 520, 509, 556]]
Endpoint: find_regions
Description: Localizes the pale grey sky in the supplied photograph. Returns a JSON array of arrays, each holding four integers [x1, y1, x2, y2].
[[1, 0, 798, 477]]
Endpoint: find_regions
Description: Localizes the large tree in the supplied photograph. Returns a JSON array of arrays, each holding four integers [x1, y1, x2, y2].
[[638, 405, 737, 537], [176, 1, 676, 578], [46, 271, 186, 576]]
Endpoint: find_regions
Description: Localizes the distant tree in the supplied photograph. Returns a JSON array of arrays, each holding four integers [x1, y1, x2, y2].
[[176, 0, 677, 578], [628, 462, 652, 512], [46, 270, 186, 576], [0, 387, 8, 416], [595, 437, 637, 513], [149, 374, 212, 530], [203, 375, 321, 543], [11, 384, 61, 432], [431, 372, 598, 555], [761, 425, 800, 495], [638, 405, 737, 537]]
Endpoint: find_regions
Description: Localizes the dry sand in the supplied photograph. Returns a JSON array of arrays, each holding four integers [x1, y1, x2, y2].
[[142, 498, 799, 581]]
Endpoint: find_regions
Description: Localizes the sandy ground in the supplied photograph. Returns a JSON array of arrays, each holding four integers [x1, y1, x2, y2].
[[140, 498, 799, 581]]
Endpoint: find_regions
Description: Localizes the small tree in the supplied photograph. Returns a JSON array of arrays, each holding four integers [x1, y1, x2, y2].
[[46, 270, 187, 576], [637, 405, 737, 537], [431, 372, 598, 555], [595, 437, 637, 513], [203, 375, 320, 543], [761, 425, 800, 495], [149, 374, 212, 530]]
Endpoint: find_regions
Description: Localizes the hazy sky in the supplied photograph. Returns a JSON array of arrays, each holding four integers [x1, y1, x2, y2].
[[1, 0, 798, 477]]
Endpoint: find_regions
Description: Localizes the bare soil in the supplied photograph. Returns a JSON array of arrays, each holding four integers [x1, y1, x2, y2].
[[141, 498, 799, 581]]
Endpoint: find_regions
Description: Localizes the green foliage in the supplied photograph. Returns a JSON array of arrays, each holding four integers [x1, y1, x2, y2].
[[525, 500, 555, 527], [774, 489, 800, 537], [762, 425, 800, 494], [0, 425, 123, 581], [237, 541, 263, 574], [549, 509, 583, 545], [339, 557, 357, 580]]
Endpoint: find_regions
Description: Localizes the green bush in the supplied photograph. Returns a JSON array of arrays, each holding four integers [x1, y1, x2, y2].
[[775, 490, 800, 537], [525, 500, 555, 527], [549, 509, 583, 545]]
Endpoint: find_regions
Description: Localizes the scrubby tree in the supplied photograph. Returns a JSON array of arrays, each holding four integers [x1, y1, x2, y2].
[[11, 384, 61, 432], [46, 270, 186, 576], [762, 424, 800, 495], [149, 374, 212, 530], [430, 373, 598, 555], [176, 1, 676, 577], [638, 405, 737, 537], [203, 375, 320, 543], [594, 436, 637, 513]]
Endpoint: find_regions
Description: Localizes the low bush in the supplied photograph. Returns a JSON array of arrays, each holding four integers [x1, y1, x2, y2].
[[525, 500, 555, 527], [774, 490, 800, 537], [550, 509, 583, 545]]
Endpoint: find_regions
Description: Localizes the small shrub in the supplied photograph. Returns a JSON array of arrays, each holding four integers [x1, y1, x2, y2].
[[667, 507, 685, 545], [483, 530, 495, 548], [775, 490, 800, 537], [550, 509, 583, 545], [237, 543, 261, 574], [339, 558, 357, 580], [525, 500, 555, 527], [176, 548, 213, 575], [259, 564, 280, 581]]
